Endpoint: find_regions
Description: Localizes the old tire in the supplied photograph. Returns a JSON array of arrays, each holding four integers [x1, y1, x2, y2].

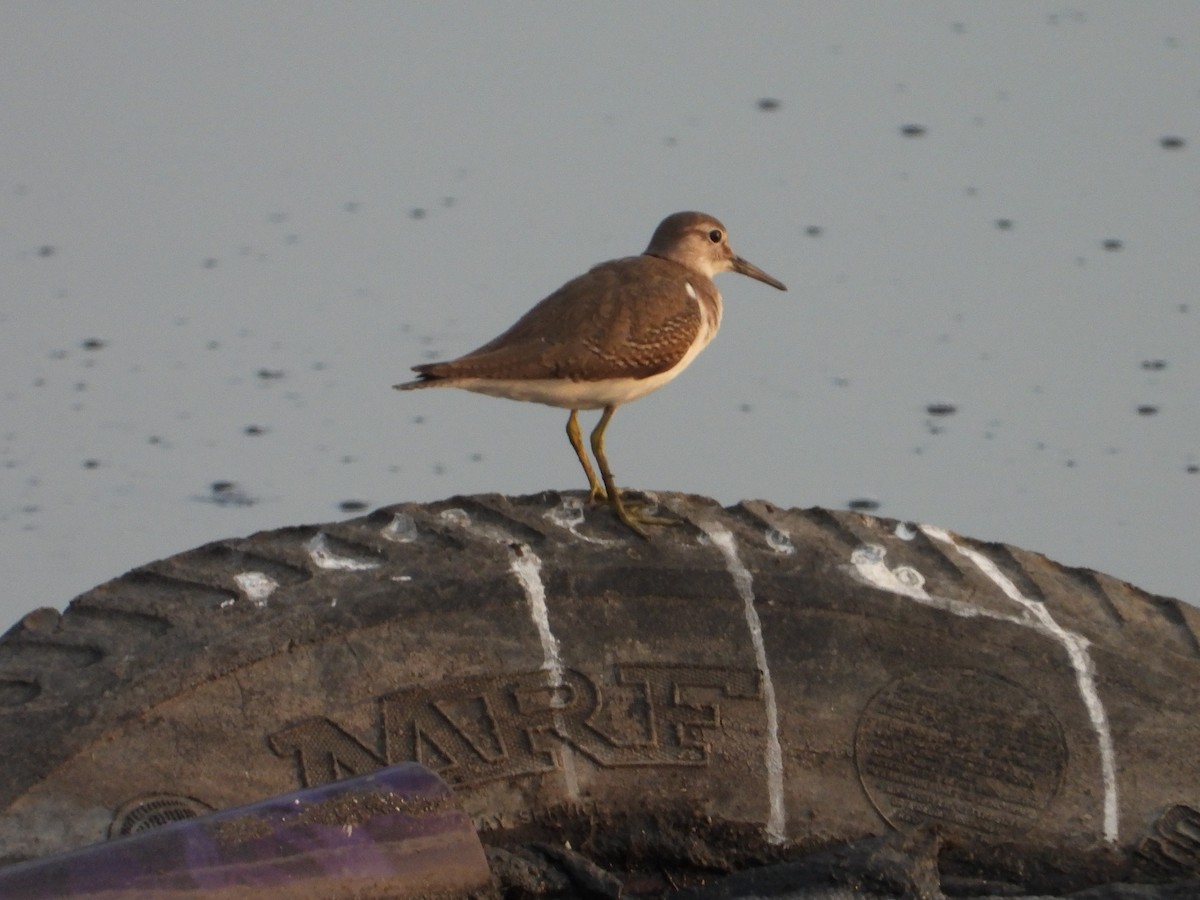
[[0, 491, 1197, 894]]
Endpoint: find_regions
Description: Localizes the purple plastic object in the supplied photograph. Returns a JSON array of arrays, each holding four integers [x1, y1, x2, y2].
[[0, 763, 490, 899]]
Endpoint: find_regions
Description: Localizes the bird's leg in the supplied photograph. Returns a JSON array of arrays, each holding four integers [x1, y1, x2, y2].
[[566, 410, 606, 502], [589, 405, 676, 538]]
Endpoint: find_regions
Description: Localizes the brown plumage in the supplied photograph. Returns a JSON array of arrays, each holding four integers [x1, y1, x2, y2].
[[395, 211, 787, 537], [410, 255, 712, 383]]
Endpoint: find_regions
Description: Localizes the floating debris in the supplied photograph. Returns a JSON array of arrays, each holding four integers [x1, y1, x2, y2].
[[198, 481, 257, 507], [926, 402, 957, 417], [339, 500, 368, 513], [1102, 239, 1123, 251], [1141, 360, 1168, 371], [757, 98, 782, 112], [899, 124, 926, 137], [1160, 136, 1186, 149], [848, 497, 881, 512], [80, 338, 107, 351], [1136, 405, 1159, 416], [995, 218, 1014, 230]]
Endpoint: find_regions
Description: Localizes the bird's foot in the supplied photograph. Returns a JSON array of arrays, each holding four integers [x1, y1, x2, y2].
[[607, 490, 679, 539]]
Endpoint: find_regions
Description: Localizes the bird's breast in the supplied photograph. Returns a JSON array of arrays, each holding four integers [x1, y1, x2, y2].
[[688, 281, 723, 350]]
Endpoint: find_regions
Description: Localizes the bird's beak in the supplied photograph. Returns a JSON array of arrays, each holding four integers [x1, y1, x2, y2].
[[732, 256, 787, 291]]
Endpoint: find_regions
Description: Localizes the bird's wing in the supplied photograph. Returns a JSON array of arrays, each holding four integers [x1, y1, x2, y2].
[[412, 257, 708, 382]]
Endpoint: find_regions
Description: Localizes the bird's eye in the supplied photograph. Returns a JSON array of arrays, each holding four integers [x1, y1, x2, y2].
[[708, 229, 722, 243]]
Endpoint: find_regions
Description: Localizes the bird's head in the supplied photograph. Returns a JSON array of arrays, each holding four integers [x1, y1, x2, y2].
[[645, 211, 787, 290]]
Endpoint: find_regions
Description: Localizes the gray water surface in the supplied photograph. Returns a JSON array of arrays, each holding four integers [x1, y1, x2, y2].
[[2, 3, 1198, 629]]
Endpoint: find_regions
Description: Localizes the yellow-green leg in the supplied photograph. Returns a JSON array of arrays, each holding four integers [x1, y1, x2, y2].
[[566, 410, 605, 501], [589, 404, 675, 538]]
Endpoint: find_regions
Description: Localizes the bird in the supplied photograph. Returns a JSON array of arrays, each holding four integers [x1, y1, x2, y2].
[[395, 211, 787, 538]]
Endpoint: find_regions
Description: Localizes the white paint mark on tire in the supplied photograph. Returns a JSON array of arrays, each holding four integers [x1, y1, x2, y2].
[[305, 533, 380, 571], [920, 525, 1119, 844], [700, 523, 787, 845]]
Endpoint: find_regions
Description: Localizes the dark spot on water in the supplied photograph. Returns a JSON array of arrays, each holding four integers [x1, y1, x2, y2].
[[202, 258, 218, 269], [995, 218, 1013, 230], [243, 425, 267, 436], [284, 234, 299, 245], [82, 459, 99, 469], [80, 338, 106, 351], [664, 136, 678, 147], [433, 463, 446, 476], [442, 197, 456, 208], [344, 201, 360, 213], [848, 497, 880, 512], [257, 369, 285, 381], [805, 225, 823, 237], [1141, 359, 1167, 371], [926, 402, 957, 416], [1187, 464, 1198, 474], [339, 500, 368, 513], [37, 245, 55, 257], [340, 455, 355, 465], [469, 453, 483, 463], [410, 208, 427, 220], [412, 415, 425, 425], [1102, 239, 1123, 251], [268, 212, 288, 224], [1136, 405, 1159, 416], [951, 22, 966, 34], [1160, 136, 1186, 149], [739, 403, 753, 413], [833, 377, 850, 387], [900, 124, 926, 137], [757, 98, 781, 112], [1065, 459, 1077, 468], [201, 481, 257, 507]]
